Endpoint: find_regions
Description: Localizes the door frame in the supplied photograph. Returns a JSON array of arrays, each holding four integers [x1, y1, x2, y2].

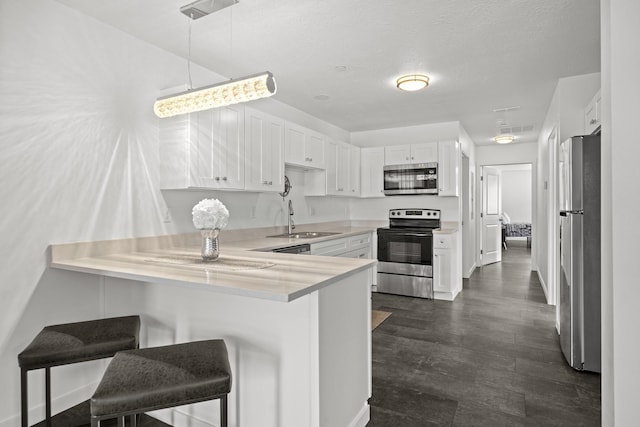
[[477, 162, 535, 269]]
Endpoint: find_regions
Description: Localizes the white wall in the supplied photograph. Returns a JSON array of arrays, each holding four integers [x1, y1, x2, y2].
[[601, 1, 640, 424], [501, 169, 532, 224], [536, 73, 600, 310], [0, 1, 351, 424]]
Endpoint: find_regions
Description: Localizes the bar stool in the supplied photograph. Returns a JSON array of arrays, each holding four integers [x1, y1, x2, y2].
[[18, 315, 140, 427], [90, 339, 232, 427]]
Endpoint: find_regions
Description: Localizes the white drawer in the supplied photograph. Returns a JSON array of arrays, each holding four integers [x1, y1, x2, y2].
[[349, 233, 371, 249], [433, 234, 453, 249], [310, 237, 349, 256]]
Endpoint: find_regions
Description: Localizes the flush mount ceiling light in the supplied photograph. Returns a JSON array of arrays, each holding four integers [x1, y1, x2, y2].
[[396, 74, 430, 91], [154, 72, 277, 118], [494, 134, 515, 144], [154, 0, 277, 118]]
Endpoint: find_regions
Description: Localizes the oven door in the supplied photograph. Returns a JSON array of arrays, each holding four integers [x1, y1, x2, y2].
[[377, 228, 433, 266]]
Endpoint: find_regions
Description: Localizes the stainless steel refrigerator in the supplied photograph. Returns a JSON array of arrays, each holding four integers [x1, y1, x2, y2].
[[558, 135, 601, 372]]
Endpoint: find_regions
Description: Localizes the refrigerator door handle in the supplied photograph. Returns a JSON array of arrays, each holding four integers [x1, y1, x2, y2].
[[560, 210, 584, 216]]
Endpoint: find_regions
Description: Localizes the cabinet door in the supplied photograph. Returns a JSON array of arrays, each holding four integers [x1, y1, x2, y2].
[[325, 140, 339, 195], [349, 145, 361, 196], [411, 143, 438, 163], [306, 131, 325, 169], [284, 122, 307, 165], [438, 140, 460, 196], [217, 105, 245, 189], [336, 142, 350, 194], [360, 147, 385, 197], [192, 109, 220, 188], [384, 145, 411, 165], [433, 248, 451, 292], [245, 107, 284, 192]]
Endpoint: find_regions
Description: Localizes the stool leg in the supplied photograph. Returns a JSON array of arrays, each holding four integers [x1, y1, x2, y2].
[[20, 368, 28, 427], [130, 414, 137, 427], [45, 367, 51, 427], [220, 395, 228, 427], [117, 415, 124, 427], [91, 417, 99, 427]]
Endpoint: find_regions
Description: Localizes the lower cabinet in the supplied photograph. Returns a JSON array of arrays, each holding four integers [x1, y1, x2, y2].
[[432, 232, 461, 301], [310, 233, 374, 283]]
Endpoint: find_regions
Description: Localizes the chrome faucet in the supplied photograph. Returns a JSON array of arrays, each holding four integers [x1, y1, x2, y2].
[[288, 200, 295, 234]]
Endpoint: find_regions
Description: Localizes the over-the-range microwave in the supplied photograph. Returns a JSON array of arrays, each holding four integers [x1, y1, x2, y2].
[[383, 162, 438, 195]]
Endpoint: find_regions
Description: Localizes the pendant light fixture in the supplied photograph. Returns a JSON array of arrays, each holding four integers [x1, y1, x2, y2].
[[396, 74, 430, 91], [154, 0, 277, 118]]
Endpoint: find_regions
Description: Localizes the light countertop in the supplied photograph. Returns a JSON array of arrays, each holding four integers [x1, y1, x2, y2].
[[50, 226, 378, 303]]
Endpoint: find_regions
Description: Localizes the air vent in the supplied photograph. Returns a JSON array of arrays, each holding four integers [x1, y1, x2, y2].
[[180, 0, 238, 19], [499, 124, 535, 134]]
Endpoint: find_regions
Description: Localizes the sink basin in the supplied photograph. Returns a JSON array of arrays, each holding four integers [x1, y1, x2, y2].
[[267, 231, 341, 239]]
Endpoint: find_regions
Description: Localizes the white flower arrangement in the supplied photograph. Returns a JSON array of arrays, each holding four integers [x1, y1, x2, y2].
[[192, 198, 229, 230]]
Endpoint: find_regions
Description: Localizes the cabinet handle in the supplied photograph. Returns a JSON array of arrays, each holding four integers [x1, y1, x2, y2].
[[262, 180, 268, 185], [268, 181, 273, 185], [309, 157, 313, 161], [406, 157, 409, 160], [215, 177, 220, 181], [411, 156, 414, 160], [222, 177, 227, 181], [590, 119, 597, 125]]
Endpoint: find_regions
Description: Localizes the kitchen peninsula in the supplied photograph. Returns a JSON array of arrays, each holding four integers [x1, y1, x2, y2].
[[50, 228, 377, 427]]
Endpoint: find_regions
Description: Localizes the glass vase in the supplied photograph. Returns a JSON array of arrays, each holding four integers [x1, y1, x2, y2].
[[200, 229, 220, 261]]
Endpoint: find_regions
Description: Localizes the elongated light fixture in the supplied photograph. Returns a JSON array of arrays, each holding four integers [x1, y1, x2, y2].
[[154, 71, 277, 118]]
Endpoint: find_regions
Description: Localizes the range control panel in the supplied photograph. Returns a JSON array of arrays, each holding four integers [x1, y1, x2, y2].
[[389, 208, 441, 220]]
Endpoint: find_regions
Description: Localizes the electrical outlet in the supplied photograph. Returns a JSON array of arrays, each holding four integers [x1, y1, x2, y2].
[[250, 207, 256, 218], [309, 207, 315, 216], [163, 208, 171, 223]]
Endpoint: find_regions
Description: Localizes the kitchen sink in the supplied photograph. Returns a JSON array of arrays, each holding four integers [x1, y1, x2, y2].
[[267, 231, 341, 239]]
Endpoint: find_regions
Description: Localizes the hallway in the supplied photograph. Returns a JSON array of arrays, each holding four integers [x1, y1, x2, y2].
[[369, 241, 601, 426]]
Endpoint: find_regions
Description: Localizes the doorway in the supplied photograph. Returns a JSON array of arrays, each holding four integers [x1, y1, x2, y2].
[[480, 163, 533, 266]]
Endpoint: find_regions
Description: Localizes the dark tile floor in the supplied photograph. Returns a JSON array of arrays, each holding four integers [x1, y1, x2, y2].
[[368, 240, 601, 426]]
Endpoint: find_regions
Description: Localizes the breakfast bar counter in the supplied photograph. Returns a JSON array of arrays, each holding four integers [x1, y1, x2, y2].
[[49, 230, 376, 427]]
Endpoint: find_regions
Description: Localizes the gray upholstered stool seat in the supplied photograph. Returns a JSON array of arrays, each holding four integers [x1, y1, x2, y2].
[[18, 315, 140, 427], [91, 339, 231, 427]]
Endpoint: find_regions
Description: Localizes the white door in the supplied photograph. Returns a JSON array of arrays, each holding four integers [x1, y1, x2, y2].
[[481, 166, 502, 265]]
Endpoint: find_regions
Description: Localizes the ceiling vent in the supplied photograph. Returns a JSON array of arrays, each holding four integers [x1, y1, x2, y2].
[[180, 0, 238, 19], [499, 124, 534, 134]]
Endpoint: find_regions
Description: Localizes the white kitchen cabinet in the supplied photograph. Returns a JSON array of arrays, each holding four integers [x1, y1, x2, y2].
[[349, 145, 361, 196], [438, 140, 460, 197], [384, 142, 438, 165], [584, 89, 602, 135], [360, 147, 385, 198], [284, 121, 325, 169], [244, 107, 284, 192], [310, 232, 372, 257], [159, 105, 245, 190], [432, 232, 461, 301]]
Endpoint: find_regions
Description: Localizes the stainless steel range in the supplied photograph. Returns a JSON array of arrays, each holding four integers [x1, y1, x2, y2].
[[377, 208, 441, 299]]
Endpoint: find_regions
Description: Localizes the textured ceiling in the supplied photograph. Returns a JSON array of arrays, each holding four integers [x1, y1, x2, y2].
[[54, 0, 600, 145]]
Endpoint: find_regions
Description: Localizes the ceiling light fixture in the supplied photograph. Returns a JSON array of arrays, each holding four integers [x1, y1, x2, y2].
[[396, 74, 430, 91], [154, 0, 277, 118], [494, 134, 515, 144], [154, 72, 277, 118]]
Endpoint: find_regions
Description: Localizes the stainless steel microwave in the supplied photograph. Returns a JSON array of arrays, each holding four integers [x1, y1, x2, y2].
[[383, 162, 438, 195]]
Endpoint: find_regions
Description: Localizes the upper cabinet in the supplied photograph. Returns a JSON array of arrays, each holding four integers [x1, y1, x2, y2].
[[244, 107, 284, 192], [360, 147, 385, 198], [584, 89, 602, 135], [284, 122, 325, 169], [384, 142, 438, 165], [159, 105, 245, 190], [349, 145, 361, 196], [438, 140, 460, 197]]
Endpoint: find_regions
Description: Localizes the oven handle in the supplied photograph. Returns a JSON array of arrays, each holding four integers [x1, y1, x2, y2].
[[385, 233, 431, 237]]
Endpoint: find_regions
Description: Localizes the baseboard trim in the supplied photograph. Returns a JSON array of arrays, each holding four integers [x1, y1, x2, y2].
[[463, 262, 476, 279], [348, 403, 370, 427], [537, 270, 550, 304]]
